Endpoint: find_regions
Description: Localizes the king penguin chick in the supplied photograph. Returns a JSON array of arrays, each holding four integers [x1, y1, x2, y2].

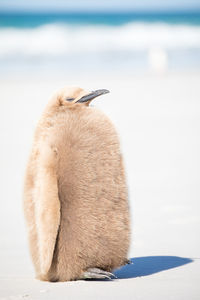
[[23, 87, 130, 282]]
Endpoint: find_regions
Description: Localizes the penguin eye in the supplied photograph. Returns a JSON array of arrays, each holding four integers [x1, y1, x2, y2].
[[66, 97, 74, 102]]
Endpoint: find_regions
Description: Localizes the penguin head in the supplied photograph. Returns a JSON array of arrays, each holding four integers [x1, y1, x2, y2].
[[56, 87, 110, 107]]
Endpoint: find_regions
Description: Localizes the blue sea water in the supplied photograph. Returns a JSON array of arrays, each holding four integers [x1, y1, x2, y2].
[[1, 11, 200, 27], [0, 11, 200, 75]]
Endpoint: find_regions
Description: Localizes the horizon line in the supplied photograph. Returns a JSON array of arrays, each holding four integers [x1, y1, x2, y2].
[[1, 9, 200, 14]]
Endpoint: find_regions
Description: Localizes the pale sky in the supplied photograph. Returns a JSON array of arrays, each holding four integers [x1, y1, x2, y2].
[[0, 0, 200, 12]]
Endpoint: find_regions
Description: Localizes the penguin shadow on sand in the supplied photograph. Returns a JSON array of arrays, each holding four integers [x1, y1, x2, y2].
[[113, 256, 193, 279]]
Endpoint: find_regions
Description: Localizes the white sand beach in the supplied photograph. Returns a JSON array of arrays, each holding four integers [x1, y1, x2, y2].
[[0, 70, 200, 299]]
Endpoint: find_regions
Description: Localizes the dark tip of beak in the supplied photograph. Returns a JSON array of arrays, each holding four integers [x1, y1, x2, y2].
[[77, 89, 110, 103]]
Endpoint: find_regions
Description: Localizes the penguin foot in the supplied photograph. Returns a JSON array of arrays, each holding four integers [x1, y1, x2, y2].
[[81, 267, 116, 280], [124, 258, 133, 265]]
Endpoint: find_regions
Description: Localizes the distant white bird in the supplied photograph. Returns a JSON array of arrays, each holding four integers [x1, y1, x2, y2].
[[148, 47, 168, 73]]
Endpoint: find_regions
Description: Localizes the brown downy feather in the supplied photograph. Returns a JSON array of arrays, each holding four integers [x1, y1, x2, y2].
[[23, 87, 130, 281]]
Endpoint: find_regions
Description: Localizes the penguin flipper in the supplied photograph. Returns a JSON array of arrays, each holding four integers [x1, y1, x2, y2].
[[35, 143, 60, 276]]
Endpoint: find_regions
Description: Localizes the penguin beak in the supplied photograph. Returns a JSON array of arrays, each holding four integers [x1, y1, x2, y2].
[[77, 89, 110, 103]]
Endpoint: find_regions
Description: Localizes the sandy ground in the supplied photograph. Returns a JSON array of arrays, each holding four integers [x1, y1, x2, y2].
[[0, 71, 200, 299]]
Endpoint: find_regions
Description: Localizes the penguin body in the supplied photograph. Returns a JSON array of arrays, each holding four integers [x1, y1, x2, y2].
[[24, 87, 130, 281]]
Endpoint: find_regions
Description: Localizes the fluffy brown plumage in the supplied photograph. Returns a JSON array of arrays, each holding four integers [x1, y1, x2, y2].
[[23, 87, 130, 281]]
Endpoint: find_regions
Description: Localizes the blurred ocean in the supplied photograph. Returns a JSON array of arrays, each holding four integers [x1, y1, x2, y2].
[[0, 11, 200, 75]]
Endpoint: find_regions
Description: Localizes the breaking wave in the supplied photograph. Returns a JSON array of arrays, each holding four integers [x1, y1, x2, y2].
[[0, 22, 200, 59]]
